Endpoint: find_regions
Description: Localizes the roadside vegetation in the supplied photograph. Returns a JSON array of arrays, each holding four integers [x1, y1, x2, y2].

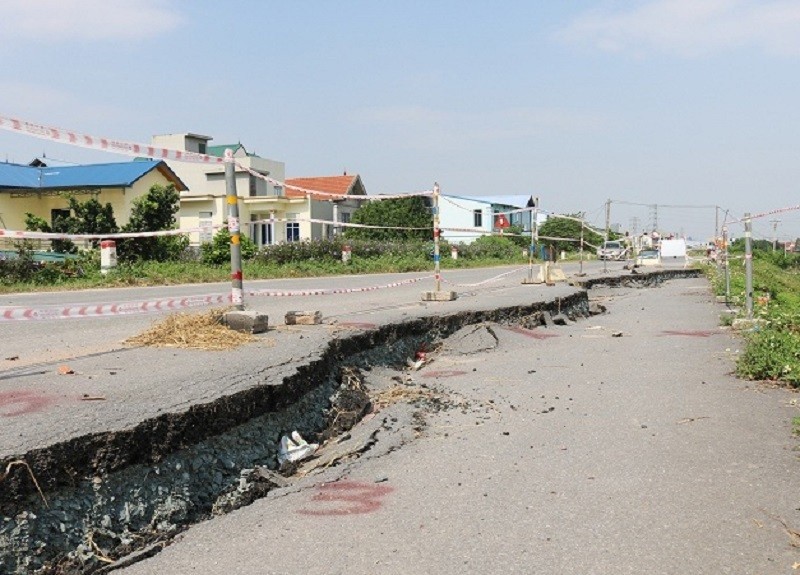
[[708, 239, 800, 388], [0, 235, 537, 293], [0, 193, 540, 292], [1, 196, 605, 294]]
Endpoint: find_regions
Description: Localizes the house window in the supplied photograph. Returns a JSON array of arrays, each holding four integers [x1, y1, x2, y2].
[[51, 209, 70, 227], [286, 213, 300, 242], [198, 142, 207, 154], [249, 175, 257, 197], [473, 209, 483, 227], [273, 185, 283, 197], [286, 222, 300, 242], [199, 211, 213, 244], [340, 212, 351, 224]]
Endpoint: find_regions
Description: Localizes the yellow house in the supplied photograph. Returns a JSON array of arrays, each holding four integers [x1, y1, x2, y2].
[[150, 133, 365, 246], [0, 159, 187, 232]]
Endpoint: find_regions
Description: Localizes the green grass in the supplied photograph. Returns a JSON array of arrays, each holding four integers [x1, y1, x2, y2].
[[709, 251, 800, 388], [0, 253, 532, 294], [793, 416, 800, 436]]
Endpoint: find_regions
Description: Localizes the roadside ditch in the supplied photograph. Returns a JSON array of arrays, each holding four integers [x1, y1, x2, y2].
[[0, 269, 701, 573]]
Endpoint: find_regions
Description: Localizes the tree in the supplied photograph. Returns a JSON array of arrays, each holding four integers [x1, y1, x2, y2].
[[25, 195, 117, 253], [117, 184, 187, 262], [345, 197, 432, 241], [538, 214, 603, 254]]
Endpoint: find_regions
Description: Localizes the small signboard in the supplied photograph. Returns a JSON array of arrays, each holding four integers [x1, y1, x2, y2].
[[495, 214, 510, 229]]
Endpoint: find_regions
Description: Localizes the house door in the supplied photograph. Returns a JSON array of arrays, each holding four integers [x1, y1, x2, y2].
[[251, 214, 273, 247]]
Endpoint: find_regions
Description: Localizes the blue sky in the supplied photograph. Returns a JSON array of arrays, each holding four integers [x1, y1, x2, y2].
[[2, 0, 800, 242]]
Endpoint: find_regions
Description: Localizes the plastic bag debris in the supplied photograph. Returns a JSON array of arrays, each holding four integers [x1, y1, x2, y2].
[[278, 431, 318, 465]]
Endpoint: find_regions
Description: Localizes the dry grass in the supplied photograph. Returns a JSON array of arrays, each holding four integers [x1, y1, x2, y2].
[[125, 307, 257, 351], [371, 385, 440, 409]]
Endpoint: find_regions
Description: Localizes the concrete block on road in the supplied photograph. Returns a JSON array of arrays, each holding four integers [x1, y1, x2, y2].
[[421, 290, 458, 302], [285, 310, 322, 325], [223, 310, 269, 334], [548, 267, 567, 282]]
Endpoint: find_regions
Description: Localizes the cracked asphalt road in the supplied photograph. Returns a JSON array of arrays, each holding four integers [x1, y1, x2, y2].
[[118, 277, 800, 575]]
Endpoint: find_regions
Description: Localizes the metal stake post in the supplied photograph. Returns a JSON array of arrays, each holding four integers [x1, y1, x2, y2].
[[603, 198, 610, 274], [224, 149, 244, 310], [528, 205, 538, 280], [744, 214, 753, 319], [579, 221, 585, 275], [722, 225, 730, 305], [433, 182, 441, 292]]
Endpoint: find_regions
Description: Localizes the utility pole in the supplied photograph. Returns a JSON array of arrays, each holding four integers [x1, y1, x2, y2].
[[649, 203, 658, 233], [224, 149, 244, 310], [770, 219, 780, 251]]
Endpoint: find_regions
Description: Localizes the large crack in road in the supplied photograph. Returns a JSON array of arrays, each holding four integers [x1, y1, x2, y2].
[[0, 270, 701, 574]]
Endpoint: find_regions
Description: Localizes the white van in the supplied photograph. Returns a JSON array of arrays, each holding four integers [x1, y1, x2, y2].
[[597, 240, 628, 261]]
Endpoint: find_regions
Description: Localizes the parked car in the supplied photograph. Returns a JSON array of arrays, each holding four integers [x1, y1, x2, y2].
[[597, 240, 628, 261], [635, 249, 661, 267]]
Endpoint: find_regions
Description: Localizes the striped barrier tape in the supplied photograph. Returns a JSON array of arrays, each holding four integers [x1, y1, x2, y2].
[[247, 217, 430, 231], [236, 163, 434, 200], [0, 227, 205, 241], [0, 114, 434, 200], [0, 115, 226, 165], [0, 276, 434, 321], [0, 293, 232, 321], [439, 267, 526, 288], [246, 275, 432, 297], [439, 195, 535, 216], [728, 204, 800, 224]]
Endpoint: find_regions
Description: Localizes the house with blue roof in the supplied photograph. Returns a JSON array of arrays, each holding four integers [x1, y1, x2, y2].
[[0, 159, 187, 232]]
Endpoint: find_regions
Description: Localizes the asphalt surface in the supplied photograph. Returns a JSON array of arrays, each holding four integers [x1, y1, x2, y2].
[[111, 276, 800, 575], [1, 264, 582, 457]]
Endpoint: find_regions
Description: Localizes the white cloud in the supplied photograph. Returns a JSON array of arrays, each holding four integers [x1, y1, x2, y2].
[[353, 106, 605, 152], [0, 0, 182, 43], [560, 0, 800, 57]]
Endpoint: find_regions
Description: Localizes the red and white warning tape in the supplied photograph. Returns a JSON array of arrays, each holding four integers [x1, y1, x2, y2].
[[0, 276, 434, 321], [247, 216, 429, 232], [246, 275, 431, 297], [0, 292, 232, 321], [0, 227, 204, 241], [0, 114, 433, 200], [728, 204, 800, 224], [439, 267, 526, 288], [0, 115, 226, 165], [439, 195, 534, 216], [237, 163, 434, 200]]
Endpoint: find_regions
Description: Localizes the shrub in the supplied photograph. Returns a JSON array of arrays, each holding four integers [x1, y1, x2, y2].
[[737, 327, 800, 387], [201, 227, 258, 265], [462, 235, 520, 259]]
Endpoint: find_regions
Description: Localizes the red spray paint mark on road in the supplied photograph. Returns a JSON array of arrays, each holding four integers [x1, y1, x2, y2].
[[659, 330, 718, 338], [337, 322, 377, 330], [298, 480, 393, 516], [0, 390, 56, 417], [421, 370, 467, 379], [504, 326, 559, 340]]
